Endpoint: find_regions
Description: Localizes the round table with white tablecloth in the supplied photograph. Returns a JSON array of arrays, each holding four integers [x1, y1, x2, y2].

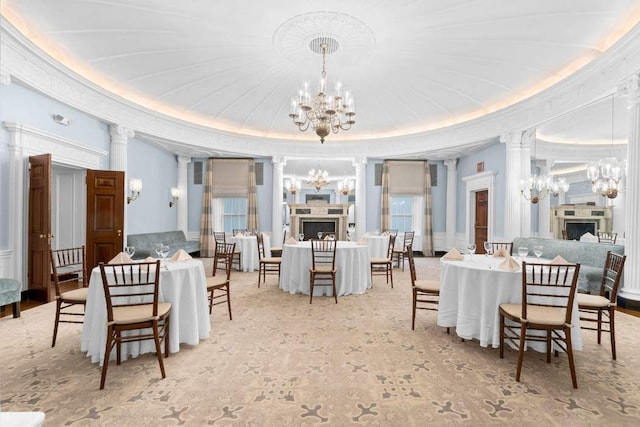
[[437, 254, 582, 351], [81, 259, 210, 365], [280, 241, 371, 296], [230, 234, 270, 272]]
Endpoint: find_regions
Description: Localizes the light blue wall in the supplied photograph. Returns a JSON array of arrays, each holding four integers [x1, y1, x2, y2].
[[456, 142, 506, 236], [126, 138, 178, 234], [0, 82, 111, 249]]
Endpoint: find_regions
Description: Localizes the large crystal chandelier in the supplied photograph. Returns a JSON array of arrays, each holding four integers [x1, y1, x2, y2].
[[586, 94, 625, 199], [289, 37, 356, 144], [307, 169, 330, 192]]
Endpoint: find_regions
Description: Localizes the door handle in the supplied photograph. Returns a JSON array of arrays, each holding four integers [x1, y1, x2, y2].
[[117, 229, 122, 237]]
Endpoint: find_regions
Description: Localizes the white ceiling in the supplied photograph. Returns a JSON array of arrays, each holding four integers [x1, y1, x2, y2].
[[2, 0, 639, 150]]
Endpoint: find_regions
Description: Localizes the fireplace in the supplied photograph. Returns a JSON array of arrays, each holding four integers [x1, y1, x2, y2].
[[551, 204, 612, 239], [288, 203, 350, 240], [564, 222, 596, 241], [300, 220, 337, 240]]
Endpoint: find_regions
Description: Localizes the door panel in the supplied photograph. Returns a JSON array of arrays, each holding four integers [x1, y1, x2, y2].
[[28, 154, 52, 302], [475, 190, 488, 253], [86, 170, 124, 271]]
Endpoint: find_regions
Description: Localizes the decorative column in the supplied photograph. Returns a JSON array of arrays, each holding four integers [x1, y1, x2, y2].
[[520, 129, 534, 237], [354, 157, 367, 239], [6, 123, 25, 282], [272, 157, 285, 246], [500, 132, 524, 241], [444, 158, 458, 249], [176, 156, 191, 236], [536, 159, 552, 238], [109, 125, 134, 172], [618, 73, 640, 301]]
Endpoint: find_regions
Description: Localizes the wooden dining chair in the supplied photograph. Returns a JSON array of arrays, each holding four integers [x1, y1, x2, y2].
[[407, 247, 448, 332], [561, 230, 568, 240], [207, 242, 235, 319], [98, 261, 171, 390], [269, 231, 286, 257], [577, 251, 626, 360], [50, 246, 88, 347], [597, 232, 617, 244], [370, 234, 396, 288], [257, 233, 281, 287], [393, 231, 415, 271], [213, 231, 241, 273], [309, 239, 338, 304], [489, 242, 513, 255], [499, 261, 581, 388]]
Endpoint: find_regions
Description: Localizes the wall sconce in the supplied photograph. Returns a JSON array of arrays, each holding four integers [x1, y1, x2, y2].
[[127, 178, 142, 204], [169, 187, 182, 207]]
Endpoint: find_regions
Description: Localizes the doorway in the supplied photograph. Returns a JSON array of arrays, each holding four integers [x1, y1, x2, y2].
[[475, 190, 488, 253]]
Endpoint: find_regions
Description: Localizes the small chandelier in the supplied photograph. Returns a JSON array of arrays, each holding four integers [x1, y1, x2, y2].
[[549, 177, 570, 196], [284, 178, 300, 195], [587, 94, 625, 199], [520, 174, 551, 204], [338, 179, 353, 195], [288, 37, 356, 144], [307, 168, 330, 192]]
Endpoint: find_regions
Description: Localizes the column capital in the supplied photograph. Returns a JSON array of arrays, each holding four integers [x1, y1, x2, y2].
[[352, 157, 368, 167], [522, 128, 536, 149], [109, 124, 134, 140], [499, 131, 521, 146], [271, 156, 284, 165], [617, 72, 640, 108], [0, 74, 10, 85], [177, 155, 191, 166], [444, 158, 458, 169]]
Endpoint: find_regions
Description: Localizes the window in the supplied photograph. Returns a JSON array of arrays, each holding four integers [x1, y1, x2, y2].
[[223, 198, 247, 233], [391, 196, 413, 232]]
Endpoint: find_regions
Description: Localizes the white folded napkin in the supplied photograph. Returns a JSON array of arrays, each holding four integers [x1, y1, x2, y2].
[[323, 235, 332, 240], [108, 252, 132, 264], [361, 232, 371, 239], [582, 232, 594, 238], [286, 237, 298, 245], [169, 249, 192, 262], [498, 256, 520, 271], [144, 256, 156, 262], [550, 255, 569, 264], [356, 238, 368, 245], [381, 231, 390, 237], [235, 232, 244, 238], [492, 247, 510, 258], [441, 248, 464, 261]]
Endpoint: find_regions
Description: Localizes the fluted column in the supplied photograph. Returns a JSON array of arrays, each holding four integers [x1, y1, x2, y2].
[[520, 129, 534, 237], [6, 123, 24, 282], [444, 159, 458, 249], [618, 73, 640, 301], [537, 160, 552, 238], [272, 157, 285, 246], [501, 132, 524, 240], [176, 156, 191, 235], [354, 157, 367, 239], [109, 124, 134, 172]]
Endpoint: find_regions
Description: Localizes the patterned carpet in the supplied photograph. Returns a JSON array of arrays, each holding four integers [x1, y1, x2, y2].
[[1, 256, 639, 426]]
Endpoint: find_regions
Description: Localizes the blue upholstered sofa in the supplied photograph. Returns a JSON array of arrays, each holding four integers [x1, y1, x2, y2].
[[0, 278, 22, 318], [512, 237, 625, 294], [126, 231, 200, 259]]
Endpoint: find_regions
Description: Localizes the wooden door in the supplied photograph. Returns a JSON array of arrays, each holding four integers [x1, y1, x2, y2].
[[28, 154, 53, 302], [86, 170, 125, 271], [475, 190, 488, 253]]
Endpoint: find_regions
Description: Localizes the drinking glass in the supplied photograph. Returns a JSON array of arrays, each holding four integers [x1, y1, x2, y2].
[[159, 245, 170, 263], [466, 243, 476, 258], [154, 243, 164, 258], [533, 245, 544, 260], [518, 246, 529, 261], [317, 232, 323, 239], [298, 233, 304, 241], [330, 233, 335, 240], [483, 241, 491, 256], [124, 246, 135, 258]]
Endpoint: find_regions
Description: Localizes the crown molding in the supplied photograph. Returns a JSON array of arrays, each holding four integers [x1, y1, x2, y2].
[[2, 16, 640, 159]]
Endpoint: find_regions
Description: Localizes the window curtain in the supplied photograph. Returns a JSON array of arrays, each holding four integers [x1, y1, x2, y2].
[[199, 159, 216, 257], [381, 160, 391, 231], [423, 162, 434, 256], [247, 159, 259, 231]]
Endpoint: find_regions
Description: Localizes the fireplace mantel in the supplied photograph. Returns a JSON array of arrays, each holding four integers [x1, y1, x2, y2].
[[551, 204, 612, 240], [289, 203, 350, 240]]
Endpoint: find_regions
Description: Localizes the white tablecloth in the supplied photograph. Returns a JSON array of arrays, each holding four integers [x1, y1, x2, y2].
[[81, 259, 211, 365], [230, 235, 271, 272], [579, 235, 625, 245], [280, 241, 371, 296], [437, 255, 582, 351], [366, 235, 390, 258]]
